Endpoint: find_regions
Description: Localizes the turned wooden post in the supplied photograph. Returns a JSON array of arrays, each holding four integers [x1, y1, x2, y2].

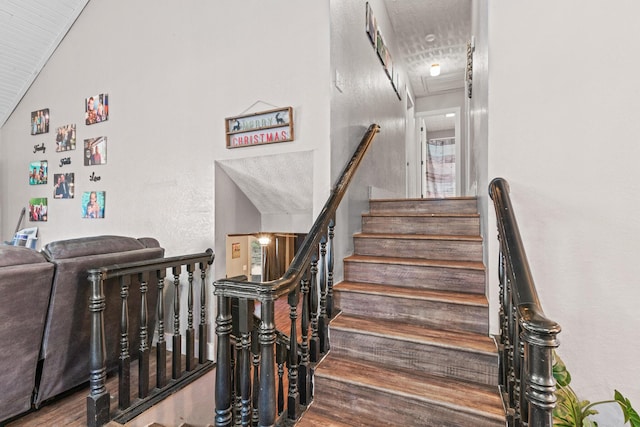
[[251, 328, 260, 427], [138, 271, 150, 398], [238, 298, 254, 427], [258, 299, 277, 427], [199, 259, 208, 363], [172, 265, 182, 379], [156, 269, 167, 388], [215, 294, 233, 427], [326, 220, 335, 318], [318, 237, 329, 354], [309, 257, 320, 363], [186, 263, 195, 371], [118, 275, 131, 409], [287, 288, 300, 419], [87, 269, 109, 427], [298, 275, 312, 405]]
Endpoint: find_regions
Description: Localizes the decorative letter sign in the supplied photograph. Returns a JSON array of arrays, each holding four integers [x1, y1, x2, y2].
[[225, 107, 294, 149]]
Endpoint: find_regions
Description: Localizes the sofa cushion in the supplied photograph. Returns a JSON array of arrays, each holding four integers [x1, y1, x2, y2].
[[42, 235, 151, 260], [0, 245, 48, 267]]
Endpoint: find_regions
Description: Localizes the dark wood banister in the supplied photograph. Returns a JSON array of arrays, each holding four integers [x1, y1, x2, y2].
[[215, 123, 380, 302], [489, 177, 562, 427]]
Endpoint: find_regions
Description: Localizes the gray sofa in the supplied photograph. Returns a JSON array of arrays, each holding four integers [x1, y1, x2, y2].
[[0, 235, 165, 423], [35, 235, 164, 407], [0, 246, 54, 422]]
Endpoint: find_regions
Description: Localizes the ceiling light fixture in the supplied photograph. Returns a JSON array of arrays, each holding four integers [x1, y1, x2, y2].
[[425, 34, 436, 43], [430, 63, 441, 77]]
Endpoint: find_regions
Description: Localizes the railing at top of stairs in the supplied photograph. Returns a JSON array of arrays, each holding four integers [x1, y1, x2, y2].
[[214, 123, 380, 427], [489, 178, 562, 427]]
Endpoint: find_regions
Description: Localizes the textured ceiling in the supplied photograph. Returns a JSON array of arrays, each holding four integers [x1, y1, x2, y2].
[[0, 1, 469, 127], [383, 0, 471, 99], [0, 0, 89, 127]]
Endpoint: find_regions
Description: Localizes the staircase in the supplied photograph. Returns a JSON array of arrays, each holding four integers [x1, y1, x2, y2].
[[297, 198, 505, 426]]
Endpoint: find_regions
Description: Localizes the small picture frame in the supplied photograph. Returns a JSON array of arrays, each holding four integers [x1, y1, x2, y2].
[[53, 173, 74, 199], [31, 108, 50, 135], [85, 93, 109, 125], [82, 191, 105, 219], [55, 124, 77, 152], [84, 136, 107, 166], [29, 160, 48, 185], [365, 2, 377, 48], [29, 197, 48, 222]]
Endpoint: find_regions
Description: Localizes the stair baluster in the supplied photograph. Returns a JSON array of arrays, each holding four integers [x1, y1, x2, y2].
[[251, 328, 260, 427], [276, 342, 285, 416], [186, 264, 195, 371], [238, 298, 253, 427], [172, 266, 182, 379], [308, 256, 320, 363], [156, 270, 167, 388], [138, 272, 150, 398], [118, 275, 131, 409], [298, 275, 312, 405], [287, 288, 300, 420], [258, 299, 277, 427], [326, 220, 335, 319], [199, 261, 208, 363], [318, 237, 329, 354], [87, 269, 109, 427]]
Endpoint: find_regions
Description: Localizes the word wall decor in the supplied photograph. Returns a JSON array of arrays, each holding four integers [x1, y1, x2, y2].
[[225, 107, 294, 149]]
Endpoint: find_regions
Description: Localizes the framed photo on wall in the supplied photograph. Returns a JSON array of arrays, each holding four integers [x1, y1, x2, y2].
[[29, 198, 48, 222], [55, 124, 76, 152], [85, 93, 109, 125], [29, 160, 48, 185], [53, 173, 74, 199], [84, 136, 107, 166], [31, 108, 49, 135], [82, 191, 105, 219]]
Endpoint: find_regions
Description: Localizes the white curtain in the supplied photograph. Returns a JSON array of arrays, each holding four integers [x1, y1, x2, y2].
[[425, 137, 456, 198]]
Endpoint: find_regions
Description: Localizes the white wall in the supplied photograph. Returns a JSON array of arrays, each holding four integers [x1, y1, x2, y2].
[[329, 0, 408, 280], [0, 0, 331, 264], [488, 1, 640, 421]]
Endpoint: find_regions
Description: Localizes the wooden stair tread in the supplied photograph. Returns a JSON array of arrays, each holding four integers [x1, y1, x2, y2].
[[354, 232, 482, 241], [363, 212, 480, 218], [345, 254, 485, 270], [370, 196, 477, 202], [315, 356, 504, 420], [335, 281, 488, 307], [331, 313, 497, 354]]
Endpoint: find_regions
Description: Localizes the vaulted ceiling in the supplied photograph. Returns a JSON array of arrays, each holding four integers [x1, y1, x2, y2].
[[0, 0, 89, 127], [0, 1, 470, 128]]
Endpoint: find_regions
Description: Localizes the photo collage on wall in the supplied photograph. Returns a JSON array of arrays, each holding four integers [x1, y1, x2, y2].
[[365, 2, 402, 100], [28, 92, 109, 223]]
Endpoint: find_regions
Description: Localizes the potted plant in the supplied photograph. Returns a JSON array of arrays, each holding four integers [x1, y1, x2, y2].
[[553, 353, 639, 427]]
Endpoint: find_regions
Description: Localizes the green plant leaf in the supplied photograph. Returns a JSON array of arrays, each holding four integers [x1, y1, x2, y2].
[[553, 352, 572, 387], [614, 390, 640, 427]]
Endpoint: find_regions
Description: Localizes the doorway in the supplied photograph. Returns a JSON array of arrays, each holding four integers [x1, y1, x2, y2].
[[417, 107, 462, 198]]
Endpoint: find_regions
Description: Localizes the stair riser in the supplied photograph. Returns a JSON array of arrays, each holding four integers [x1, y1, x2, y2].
[[362, 216, 479, 235], [344, 261, 485, 294], [369, 199, 478, 215], [334, 291, 488, 334], [313, 376, 504, 427], [354, 237, 482, 262], [329, 328, 498, 387]]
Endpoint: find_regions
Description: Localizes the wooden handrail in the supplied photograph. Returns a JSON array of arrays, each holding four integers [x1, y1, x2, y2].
[[215, 123, 380, 302], [489, 177, 561, 427]]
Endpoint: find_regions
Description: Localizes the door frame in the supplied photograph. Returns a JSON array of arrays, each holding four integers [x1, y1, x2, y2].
[[415, 107, 462, 197]]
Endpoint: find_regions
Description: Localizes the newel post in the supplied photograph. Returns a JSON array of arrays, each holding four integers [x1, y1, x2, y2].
[[87, 269, 110, 427], [215, 294, 233, 427], [522, 314, 560, 427]]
